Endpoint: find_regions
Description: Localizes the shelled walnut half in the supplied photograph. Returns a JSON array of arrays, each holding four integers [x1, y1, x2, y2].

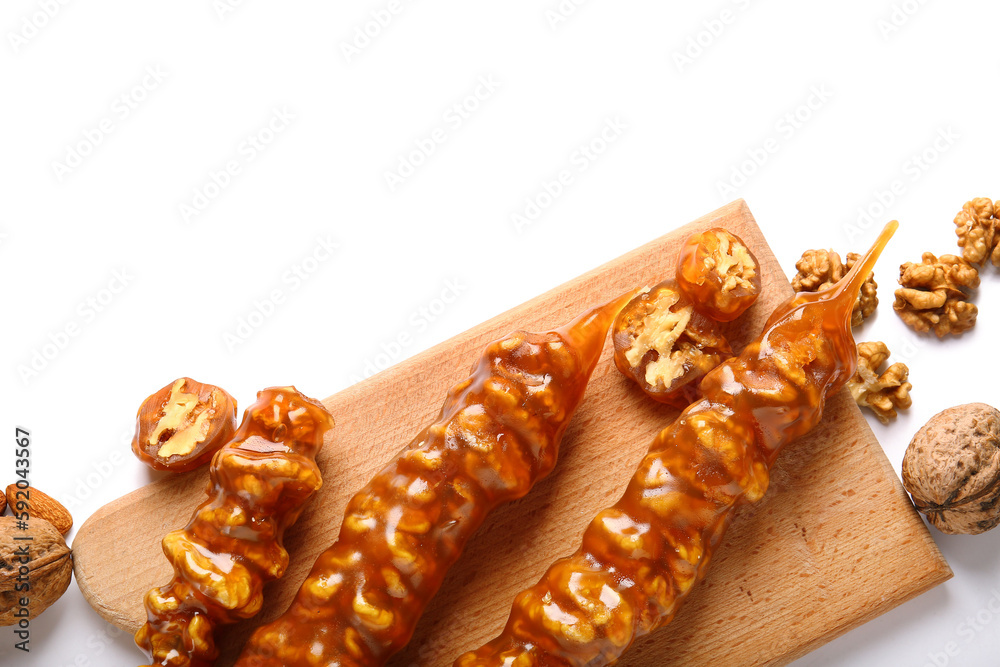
[[791, 249, 878, 327], [846, 342, 911, 425], [613, 280, 732, 407], [894, 253, 979, 337], [954, 197, 1000, 267]]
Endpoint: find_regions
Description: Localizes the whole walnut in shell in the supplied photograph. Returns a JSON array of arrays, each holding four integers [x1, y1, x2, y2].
[[0, 516, 73, 624], [902, 403, 1000, 535], [791, 249, 877, 327]]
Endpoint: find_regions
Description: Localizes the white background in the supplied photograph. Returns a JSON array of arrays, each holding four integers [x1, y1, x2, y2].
[[2, 1, 999, 665]]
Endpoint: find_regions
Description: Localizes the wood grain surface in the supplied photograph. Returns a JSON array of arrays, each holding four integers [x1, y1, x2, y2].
[[73, 200, 951, 666]]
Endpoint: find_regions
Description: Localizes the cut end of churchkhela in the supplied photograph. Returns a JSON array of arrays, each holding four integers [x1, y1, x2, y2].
[[556, 289, 641, 377]]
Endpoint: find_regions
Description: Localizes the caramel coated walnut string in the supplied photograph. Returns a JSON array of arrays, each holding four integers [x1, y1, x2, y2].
[[135, 387, 335, 667], [455, 223, 897, 667], [235, 293, 634, 667]]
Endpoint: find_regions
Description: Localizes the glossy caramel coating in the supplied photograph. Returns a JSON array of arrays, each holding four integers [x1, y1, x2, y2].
[[135, 386, 335, 667], [234, 294, 634, 667], [676, 228, 762, 322], [612, 280, 732, 408], [456, 222, 898, 667], [131, 378, 238, 473]]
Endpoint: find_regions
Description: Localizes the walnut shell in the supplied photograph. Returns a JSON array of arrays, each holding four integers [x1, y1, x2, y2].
[[0, 516, 73, 624], [902, 403, 1000, 535]]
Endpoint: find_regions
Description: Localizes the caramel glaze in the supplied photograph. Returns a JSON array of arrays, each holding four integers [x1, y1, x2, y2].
[[235, 293, 635, 667], [135, 387, 335, 667], [455, 222, 898, 667]]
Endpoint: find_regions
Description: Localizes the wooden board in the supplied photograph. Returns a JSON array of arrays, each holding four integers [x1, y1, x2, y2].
[[73, 200, 951, 666]]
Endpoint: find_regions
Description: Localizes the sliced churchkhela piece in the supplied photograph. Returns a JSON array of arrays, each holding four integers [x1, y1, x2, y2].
[[611, 279, 732, 408], [131, 377, 238, 473], [455, 221, 898, 667], [135, 386, 335, 667], [234, 292, 635, 667], [675, 227, 762, 322]]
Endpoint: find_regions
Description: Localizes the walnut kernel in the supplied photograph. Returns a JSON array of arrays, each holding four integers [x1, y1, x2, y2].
[[893, 252, 979, 337], [846, 342, 911, 425], [902, 403, 1000, 535], [791, 249, 878, 327], [954, 197, 999, 267]]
